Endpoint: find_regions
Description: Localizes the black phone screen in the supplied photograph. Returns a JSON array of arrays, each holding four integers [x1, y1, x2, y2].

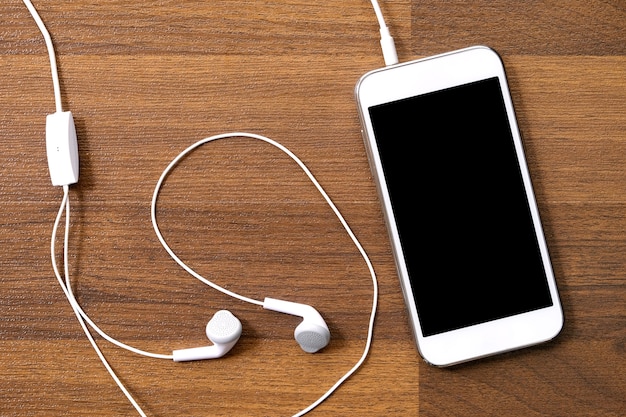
[[368, 77, 554, 337]]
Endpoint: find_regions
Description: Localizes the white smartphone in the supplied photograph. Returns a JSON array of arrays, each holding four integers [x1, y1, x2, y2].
[[355, 46, 563, 367]]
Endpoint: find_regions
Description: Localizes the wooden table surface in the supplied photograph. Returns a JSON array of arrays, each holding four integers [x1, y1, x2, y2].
[[1, 1, 624, 416]]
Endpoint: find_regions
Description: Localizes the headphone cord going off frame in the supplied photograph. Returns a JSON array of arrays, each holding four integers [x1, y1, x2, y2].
[[25, 0, 396, 415]]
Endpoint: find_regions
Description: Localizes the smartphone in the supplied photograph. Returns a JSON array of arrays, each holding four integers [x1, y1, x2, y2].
[[355, 46, 563, 367]]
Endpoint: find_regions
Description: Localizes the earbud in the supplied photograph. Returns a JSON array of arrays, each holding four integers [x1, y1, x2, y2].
[[263, 297, 330, 353], [172, 310, 242, 362]]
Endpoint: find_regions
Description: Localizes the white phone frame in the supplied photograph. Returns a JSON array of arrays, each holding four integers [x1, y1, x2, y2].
[[355, 46, 563, 367]]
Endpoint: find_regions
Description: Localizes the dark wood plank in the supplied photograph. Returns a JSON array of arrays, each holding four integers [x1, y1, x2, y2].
[[411, 0, 626, 56]]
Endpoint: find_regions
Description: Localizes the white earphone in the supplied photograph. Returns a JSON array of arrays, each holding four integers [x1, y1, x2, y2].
[[173, 310, 243, 361], [172, 297, 332, 362], [264, 297, 331, 354]]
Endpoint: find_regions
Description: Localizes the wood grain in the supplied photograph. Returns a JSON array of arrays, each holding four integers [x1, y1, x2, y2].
[[411, 0, 626, 56], [1, 1, 624, 416]]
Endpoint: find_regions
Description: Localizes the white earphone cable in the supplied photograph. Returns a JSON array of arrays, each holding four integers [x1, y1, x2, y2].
[[29, 0, 392, 415], [151, 133, 379, 417], [370, 0, 399, 66], [370, 0, 387, 28], [52, 186, 149, 417], [151, 137, 264, 306], [22, 0, 63, 113], [52, 192, 174, 361]]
